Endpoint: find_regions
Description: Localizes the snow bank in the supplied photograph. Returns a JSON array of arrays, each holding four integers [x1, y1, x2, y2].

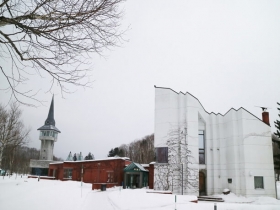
[[277, 181, 280, 199], [217, 192, 280, 205], [108, 189, 197, 209], [1, 175, 280, 210]]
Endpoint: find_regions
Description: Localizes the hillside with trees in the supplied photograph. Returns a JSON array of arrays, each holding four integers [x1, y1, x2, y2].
[[107, 134, 155, 163], [1, 146, 62, 175]]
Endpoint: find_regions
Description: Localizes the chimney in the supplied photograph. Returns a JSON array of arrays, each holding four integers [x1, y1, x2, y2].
[[262, 111, 270, 126]]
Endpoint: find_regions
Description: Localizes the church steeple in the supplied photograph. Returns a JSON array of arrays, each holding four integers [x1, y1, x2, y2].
[[38, 95, 60, 133], [45, 95, 55, 126]]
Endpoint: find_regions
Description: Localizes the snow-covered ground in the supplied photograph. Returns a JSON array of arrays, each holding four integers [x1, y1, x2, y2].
[[0, 175, 280, 210]]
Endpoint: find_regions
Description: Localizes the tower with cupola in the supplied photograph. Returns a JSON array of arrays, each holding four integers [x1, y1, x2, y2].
[[29, 96, 61, 176], [37, 96, 60, 160]]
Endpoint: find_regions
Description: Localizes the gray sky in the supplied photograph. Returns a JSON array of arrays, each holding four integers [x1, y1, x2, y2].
[[1, 0, 280, 160]]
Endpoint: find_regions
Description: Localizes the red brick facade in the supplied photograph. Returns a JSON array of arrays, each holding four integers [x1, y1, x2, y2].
[[148, 163, 154, 189], [49, 158, 130, 184], [48, 158, 155, 189]]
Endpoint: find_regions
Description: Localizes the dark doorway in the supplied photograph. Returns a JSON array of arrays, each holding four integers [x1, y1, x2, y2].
[[31, 168, 48, 176], [199, 172, 206, 195], [126, 174, 140, 188]]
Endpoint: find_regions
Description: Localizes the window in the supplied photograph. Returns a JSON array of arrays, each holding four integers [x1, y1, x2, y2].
[[254, 176, 264, 189], [54, 132, 58, 140], [156, 147, 168, 163], [63, 168, 73, 179], [41, 131, 49, 137], [107, 172, 114, 183], [199, 130, 205, 164]]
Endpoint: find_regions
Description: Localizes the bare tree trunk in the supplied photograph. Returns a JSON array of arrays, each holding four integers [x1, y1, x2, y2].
[[0, 146, 4, 169], [154, 124, 198, 194], [0, 102, 30, 169]]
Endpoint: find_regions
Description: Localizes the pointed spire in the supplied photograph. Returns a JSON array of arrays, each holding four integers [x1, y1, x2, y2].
[[38, 95, 60, 133], [45, 95, 55, 126]]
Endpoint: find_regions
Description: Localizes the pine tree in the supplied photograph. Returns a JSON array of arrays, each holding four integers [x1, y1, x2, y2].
[[275, 102, 280, 138], [273, 102, 280, 180]]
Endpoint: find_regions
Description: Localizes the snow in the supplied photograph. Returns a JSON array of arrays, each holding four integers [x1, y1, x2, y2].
[[0, 175, 280, 210], [223, 188, 230, 193]]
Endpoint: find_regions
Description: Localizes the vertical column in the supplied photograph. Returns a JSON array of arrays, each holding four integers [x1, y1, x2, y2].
[[206, 116, 214, 195]]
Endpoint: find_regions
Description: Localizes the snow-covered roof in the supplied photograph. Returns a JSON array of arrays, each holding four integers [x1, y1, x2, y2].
[[124, 162, 148, 172], [61, 156, 130, 163]]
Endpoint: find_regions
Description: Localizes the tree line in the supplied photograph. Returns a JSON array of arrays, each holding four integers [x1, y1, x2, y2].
[[1, 146, 62, 175], [107, 134, 155, 164], [0, 102, 30, 173]]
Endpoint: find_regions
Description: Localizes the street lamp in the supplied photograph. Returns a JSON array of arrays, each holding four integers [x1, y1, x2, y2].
[[181, 163, 183, 195], [81, 164, 84, 186], [98, 163, 100, 183]]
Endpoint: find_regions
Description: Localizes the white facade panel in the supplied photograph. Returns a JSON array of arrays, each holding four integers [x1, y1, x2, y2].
[[154, 86, 276, 197]]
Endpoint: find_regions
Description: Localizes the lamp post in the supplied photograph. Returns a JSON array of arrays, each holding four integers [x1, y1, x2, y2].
[[181, 163, 183, 195], [98, 163, 100, 183], [81, 164, 84, 197], [81, 164, 84, 186]]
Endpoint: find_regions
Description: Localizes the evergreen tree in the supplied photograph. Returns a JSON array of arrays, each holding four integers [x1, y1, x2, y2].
[[107, 147, 120, 157], [85, 152, 94, 160], [275, 102, 280, 138], [273, 102, 280, 180]]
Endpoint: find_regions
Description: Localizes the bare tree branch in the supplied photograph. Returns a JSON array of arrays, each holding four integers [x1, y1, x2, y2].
[[0, 102, 30, 169], [0, 0, 125, 106]]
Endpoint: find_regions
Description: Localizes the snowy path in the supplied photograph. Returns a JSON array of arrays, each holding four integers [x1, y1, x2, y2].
[[82, 190, 117, 210]]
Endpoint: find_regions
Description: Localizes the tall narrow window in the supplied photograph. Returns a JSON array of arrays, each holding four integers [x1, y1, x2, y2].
[[199, 130, 205, 164], [107, 172, 114, 183]]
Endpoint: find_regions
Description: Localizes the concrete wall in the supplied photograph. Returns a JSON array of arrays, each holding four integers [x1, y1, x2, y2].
[[154, 86, 276, 197], [40, 139, 54, 160]]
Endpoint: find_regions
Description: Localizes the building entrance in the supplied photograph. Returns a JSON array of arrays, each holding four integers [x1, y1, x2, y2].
[[199, 172, 206, 195], [126, 174, 140, 188]]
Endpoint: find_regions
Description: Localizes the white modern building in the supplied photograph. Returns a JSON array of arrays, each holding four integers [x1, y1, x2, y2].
[[154, 86, 276, 197]]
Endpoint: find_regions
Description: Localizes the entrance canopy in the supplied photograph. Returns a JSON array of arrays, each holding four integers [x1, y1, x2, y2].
[[124, 162, 148, 189], [124, 162, 148, 172]]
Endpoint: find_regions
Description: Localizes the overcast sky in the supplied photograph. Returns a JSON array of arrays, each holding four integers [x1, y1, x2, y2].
[[1, 0, 280, 160]]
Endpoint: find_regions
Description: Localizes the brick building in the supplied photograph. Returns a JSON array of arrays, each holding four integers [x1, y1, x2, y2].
[[48, 157, 155, 189]]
